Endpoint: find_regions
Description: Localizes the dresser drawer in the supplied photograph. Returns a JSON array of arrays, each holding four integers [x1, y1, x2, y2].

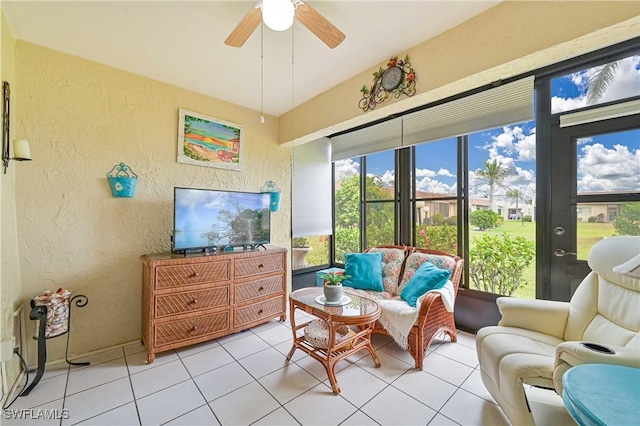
[[235, 254, 284, 279], [234, 298, 284, 328], [155, 261, 230, 290], [235, 276, 284, 303], [154, 311, 230, 347], [155, 287, 230, 318]]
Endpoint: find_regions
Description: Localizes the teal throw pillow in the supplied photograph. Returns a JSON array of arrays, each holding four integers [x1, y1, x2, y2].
[[343, 252, 384, 292], [400, 261, 451, 307]]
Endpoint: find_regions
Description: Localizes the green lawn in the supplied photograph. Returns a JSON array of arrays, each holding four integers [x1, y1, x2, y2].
[[302, 236, 330, 267], [471, 221, 615, 298]]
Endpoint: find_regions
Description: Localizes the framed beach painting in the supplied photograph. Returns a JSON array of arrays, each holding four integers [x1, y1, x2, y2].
[[177, 109, 244, 171]]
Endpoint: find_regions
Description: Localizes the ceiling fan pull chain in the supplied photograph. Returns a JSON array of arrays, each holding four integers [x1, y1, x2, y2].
[[260, 21, 265, 124]]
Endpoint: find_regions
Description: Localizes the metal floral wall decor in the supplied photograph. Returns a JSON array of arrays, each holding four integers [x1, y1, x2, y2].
[[359, 55, 416, 112]]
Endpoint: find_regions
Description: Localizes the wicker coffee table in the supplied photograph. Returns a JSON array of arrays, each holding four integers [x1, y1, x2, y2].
[[286, 287, 381, 394]]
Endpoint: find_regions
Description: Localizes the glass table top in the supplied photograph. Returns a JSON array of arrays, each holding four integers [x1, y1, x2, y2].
[[289, 287, 380, 318]]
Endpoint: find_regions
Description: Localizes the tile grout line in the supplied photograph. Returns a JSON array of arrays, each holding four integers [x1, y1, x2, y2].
[[67, 347, 135, 426], [123, 346, 143, 426], [172, 347, 222, 426]]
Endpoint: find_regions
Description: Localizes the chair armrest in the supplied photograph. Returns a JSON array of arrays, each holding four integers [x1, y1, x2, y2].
[[555, 341, 640, 369], [553, 341, 640, 393], [497, 297, 569, 340], [416, 292, 441, 326]]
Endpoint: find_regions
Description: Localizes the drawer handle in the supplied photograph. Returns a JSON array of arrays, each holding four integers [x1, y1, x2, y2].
[[190, 271, 198, 278], [189, 325, 198, 334], [188, 299, 198, 306], [258, 286, 264, 292], [258, 264, 264, 269], [258, 309, 263, 315]]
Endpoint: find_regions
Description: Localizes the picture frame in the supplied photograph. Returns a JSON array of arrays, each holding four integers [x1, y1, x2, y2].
[[177, 109, 244, 171]]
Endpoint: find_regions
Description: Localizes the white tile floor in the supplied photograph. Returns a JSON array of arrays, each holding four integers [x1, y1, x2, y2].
[[3, 309, 575, 426]]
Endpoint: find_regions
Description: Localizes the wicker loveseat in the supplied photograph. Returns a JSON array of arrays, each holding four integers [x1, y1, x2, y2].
[[342, 245, 464, 369]]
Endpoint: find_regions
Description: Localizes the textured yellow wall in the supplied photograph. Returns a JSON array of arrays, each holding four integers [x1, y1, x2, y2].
[[280, 1, 640, 144], [1, 10, 23, 392], [13, 42, 291, 363]]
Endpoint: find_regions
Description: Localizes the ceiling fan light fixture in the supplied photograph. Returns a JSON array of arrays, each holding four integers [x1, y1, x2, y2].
[[262, 0, 295, 32]]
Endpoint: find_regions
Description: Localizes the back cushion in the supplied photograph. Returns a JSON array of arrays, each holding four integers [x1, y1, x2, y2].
[[367, 247, 406, 295], [398, 252, 457, 295], [566, 273, 640, 346]]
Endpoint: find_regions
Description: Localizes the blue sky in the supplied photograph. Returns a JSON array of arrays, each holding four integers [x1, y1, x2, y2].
[[335, 55, 640, 202]]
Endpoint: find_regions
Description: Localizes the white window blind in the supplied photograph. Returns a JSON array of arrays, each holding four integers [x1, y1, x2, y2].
[[331, 118, 402, 161], [292, 137, 333, 237], [560, 99, 640, 127], [402, 77, 535, 146]]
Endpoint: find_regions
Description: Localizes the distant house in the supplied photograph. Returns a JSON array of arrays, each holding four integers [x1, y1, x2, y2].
[[577, 203, 623, 223]]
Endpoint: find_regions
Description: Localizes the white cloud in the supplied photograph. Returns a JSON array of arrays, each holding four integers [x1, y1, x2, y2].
[[485, 126, 536, 162], [570, 70, 588, 89], [577, 137, 593, 146], [416, 176, 456, 194], [514, 129, 536, 161], [334, 158, 359, 180], [379, 170, 395, 186], [437, 168, 454, 177], [416, 168, 436, 178], [494, 131, 515, 151], [577, 143, 640, 193], [551, 95, 587, 113]]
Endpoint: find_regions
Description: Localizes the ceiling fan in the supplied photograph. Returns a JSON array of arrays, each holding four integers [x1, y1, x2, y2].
[[225, 0, 346, 49]]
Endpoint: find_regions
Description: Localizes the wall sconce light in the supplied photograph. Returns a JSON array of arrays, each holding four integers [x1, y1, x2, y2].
[[3, 81, 33, 174], [260, 180, 282, 212]]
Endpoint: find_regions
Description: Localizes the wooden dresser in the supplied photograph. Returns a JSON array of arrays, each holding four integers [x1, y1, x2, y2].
[[141, 247, 287, 363]]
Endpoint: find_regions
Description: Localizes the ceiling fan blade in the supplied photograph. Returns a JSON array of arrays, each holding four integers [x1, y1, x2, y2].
[[295, 2, 345, 49], [224, 5, 262, 47]]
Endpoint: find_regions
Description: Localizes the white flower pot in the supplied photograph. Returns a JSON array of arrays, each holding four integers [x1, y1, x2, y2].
[[323, 284, 343, 303]]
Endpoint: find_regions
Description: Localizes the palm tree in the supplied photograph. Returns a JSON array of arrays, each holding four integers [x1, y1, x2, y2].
[[476, 159, 512, 212], [586, 60, 620, 105], [506, 188, 524, 224]]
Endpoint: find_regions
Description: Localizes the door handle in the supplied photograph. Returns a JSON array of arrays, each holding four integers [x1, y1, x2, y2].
[[554, 248, 577, 257]]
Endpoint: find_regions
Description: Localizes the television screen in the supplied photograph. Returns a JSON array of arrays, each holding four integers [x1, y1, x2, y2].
[[173, 187, 271, 252]]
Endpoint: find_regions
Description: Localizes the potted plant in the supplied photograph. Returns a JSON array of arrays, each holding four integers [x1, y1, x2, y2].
[[292, 237, 312, 269], [320, 271, 349, 303]]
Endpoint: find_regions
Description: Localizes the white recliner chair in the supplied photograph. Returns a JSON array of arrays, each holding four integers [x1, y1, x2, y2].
[[476, 236, 640, 425]]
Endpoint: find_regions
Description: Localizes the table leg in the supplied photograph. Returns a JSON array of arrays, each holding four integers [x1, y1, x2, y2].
[[285, 300, 297, 361], [327, 362, 341, 395], [366, 341, 381, 367]]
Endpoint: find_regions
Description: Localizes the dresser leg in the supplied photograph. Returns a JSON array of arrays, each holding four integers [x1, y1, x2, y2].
[[147, 353, 155, 364]]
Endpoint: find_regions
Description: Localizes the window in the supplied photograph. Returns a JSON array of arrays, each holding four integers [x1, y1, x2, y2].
[[330, 77, 535, 298], [413, 138, 458, 253], [468, 120, 537, 298], [292, 234, 330, 270], [574, 128, 640, 260], [576, 129, 640, 195], [364, 151, 396, 248], [334, 157, 361, 263], [551, 54, 640, 114]]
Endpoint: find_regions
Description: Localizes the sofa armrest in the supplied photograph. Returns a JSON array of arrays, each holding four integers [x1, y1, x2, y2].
[[553, 341, 640, 393], [497, 297, 569, 340]]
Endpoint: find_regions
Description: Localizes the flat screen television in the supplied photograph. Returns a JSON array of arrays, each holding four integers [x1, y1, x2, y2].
[[173, 187, 271, 253]]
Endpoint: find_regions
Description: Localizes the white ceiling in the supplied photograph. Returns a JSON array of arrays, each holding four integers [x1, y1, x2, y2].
[[2, 1, 501, 117]]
